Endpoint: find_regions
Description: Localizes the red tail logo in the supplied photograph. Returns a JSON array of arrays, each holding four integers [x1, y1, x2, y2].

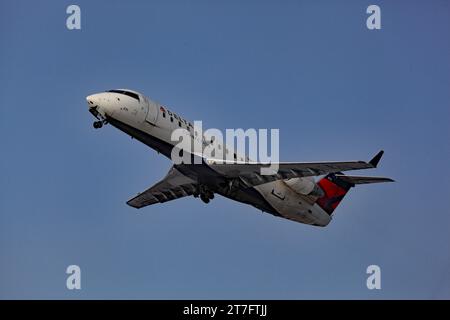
[[316, 174, 352, 215]]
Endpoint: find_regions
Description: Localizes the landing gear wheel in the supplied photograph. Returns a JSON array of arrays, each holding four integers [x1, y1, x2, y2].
[[93, 121, 103, 129], [200, 194, 210, 204]]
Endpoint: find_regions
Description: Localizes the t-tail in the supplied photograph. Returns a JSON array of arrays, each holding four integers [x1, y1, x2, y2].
[[316, 150, 394, 215]]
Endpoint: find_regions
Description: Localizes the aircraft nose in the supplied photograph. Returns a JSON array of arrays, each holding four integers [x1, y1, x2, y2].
[[86, 93, 115, 119], [86, 95, 96, 107]]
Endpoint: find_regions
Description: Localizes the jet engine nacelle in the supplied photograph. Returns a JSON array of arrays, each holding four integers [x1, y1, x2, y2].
[[284, 177, 324, 197]]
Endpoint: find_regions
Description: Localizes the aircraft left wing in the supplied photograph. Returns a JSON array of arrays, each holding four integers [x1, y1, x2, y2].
[[207, 151, 386, 188], [127, 166, 197, 209]]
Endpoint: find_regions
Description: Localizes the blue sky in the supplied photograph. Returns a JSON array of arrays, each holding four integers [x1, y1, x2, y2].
[[1, 0, 449, 299]]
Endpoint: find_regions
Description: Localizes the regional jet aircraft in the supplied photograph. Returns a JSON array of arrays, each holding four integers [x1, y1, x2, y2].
[[86, 89, 393, 226]]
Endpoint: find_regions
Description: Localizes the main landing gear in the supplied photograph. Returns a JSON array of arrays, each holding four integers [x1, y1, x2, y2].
[[193, 185, 215, 204], [93, 120, 108, 129]]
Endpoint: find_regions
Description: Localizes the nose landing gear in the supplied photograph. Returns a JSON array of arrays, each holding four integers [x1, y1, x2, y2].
[[93, 120, 108, 129], [93, 121, 102, 129]]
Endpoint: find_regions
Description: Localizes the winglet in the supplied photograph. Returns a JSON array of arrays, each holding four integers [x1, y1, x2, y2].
[[369, 150, 384, 168]]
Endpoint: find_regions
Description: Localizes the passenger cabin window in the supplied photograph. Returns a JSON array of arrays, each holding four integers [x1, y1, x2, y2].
[[107, 90, 140, 101], [162, 112, 166, 118]]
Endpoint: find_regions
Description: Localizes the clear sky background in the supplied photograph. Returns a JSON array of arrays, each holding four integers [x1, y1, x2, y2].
[[1, 0, 449, 299]]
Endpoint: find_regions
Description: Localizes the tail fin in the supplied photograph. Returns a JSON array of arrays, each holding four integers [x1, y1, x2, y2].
[[316, 150, 394, 215], [316, 173, 353, 215]]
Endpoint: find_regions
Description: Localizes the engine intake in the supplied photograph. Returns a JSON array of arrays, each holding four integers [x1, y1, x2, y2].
[[285, 177, 324, 197]]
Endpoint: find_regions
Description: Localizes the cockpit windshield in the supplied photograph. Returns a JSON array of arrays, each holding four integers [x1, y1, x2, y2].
[[107, 89, 140, 101]]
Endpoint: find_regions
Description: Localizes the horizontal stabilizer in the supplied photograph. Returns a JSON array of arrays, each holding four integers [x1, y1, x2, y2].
[[334, 175, 394, 185]]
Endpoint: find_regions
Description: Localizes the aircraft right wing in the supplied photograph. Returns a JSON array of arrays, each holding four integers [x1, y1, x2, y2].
[[127, 166, 198, 209], [207, 150, 386, 188]]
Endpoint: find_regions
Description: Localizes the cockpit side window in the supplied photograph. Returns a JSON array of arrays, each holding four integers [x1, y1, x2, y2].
[[107, 90, 140, 101]]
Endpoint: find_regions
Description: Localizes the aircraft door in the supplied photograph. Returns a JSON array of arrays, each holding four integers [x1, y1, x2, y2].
[[145, 98, 158, 124]]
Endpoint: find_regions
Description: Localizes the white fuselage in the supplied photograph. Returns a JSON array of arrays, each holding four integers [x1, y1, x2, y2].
[[86, 89, 332, 226]]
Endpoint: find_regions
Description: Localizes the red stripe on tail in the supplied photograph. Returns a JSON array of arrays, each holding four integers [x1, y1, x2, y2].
[[316, 174, 353, 215]]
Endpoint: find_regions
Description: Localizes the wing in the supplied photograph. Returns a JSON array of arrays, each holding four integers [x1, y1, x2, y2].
[[127, 166, 198, 209], [207, 150, 385, 188]]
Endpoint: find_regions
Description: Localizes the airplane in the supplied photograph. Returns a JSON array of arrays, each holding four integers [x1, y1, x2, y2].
[[86, 89, 394, 227]]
